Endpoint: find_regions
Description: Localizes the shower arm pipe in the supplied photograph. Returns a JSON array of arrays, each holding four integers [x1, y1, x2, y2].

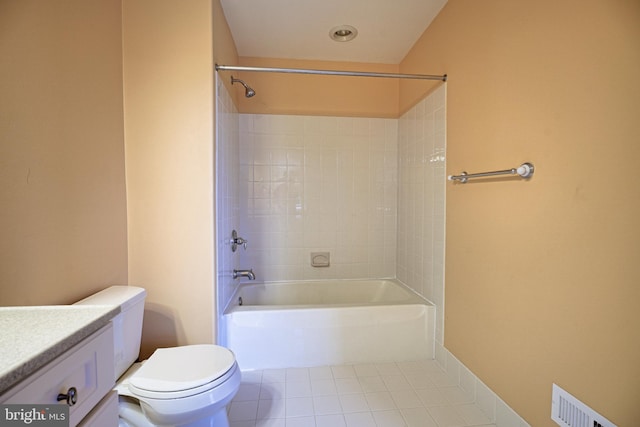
[[215, 64, 447, 82], [448, 162, 535, 183]]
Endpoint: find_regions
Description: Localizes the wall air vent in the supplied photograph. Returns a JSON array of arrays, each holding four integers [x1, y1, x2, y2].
[[551, 384, 617, 427]]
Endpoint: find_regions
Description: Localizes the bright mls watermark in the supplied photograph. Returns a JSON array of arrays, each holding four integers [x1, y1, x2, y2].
[[1, 405, 68, 426]]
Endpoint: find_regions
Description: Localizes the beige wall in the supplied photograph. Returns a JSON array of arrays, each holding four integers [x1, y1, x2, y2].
[[401, 0, 640, 425], [123, 0, 214, 357], [231, 57, 400, 118], [214, 0, 240, 104], [123, 0, 238, 357], [0, 0, 128, 305]]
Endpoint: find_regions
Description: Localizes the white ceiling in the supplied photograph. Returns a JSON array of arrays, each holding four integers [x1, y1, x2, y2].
[[219, 0, 448, 64]]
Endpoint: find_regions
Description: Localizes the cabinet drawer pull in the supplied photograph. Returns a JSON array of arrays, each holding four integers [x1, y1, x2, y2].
[[57, 387, 78, 406]]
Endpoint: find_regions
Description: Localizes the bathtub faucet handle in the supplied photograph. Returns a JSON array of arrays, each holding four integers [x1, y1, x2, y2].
[[235, 236, 248, 250], [230, 230, 248, 252]]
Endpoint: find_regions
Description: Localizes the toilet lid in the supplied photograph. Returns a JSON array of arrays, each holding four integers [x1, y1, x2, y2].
[[128, 345, 236, 394]]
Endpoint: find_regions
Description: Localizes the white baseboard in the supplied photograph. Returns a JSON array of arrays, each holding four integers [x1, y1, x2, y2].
[[435, 343, 530, 427]]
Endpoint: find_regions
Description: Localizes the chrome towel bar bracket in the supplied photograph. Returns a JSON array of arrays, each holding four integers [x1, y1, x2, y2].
[[448, 162, 534, 183]]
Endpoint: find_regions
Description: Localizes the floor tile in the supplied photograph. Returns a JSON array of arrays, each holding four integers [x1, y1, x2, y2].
[[339, 393, 370, 413], [415, 387, 449, 407], [229, 400, 259, 422], [335, 377, 363, 394], [258, 399, 285, 419], [372, 409, 407, 427], [311, 378, 337, 396], [400, 407, 438, 427], [427, 370, 458, 387], [390, 389, 423, 409], [383, 375, 413, 391], [261, 382, 285, 400], [284, 416, 315, 427], [428, 405, 467, 427], [316, 414, 346, 427], [313, 395, 342, 415], [359, 376, 387, 392], [344, 412, 376, 427], [455, 403, 493, 425], [285, 380, 312, 398], [230, 359, 498, 427], [365, 391, 396, 411], [285, 397, 314, 418], [255, 420, 285, 427], [406, 375, 435, 390]]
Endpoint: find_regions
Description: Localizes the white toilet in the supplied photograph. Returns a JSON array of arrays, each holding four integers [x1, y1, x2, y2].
[[75, 286, 241, 427]]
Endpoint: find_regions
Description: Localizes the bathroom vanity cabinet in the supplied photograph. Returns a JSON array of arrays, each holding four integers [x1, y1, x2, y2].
[[0, 306, 120, 426]]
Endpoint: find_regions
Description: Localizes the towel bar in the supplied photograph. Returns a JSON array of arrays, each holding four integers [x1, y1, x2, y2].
[[448, 163, 534, 183]]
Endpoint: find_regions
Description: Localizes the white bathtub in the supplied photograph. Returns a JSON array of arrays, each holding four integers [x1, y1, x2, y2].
[[223, 279, 435, 370]]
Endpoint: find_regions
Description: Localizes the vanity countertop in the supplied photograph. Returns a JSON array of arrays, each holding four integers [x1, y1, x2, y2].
[[0, 305, 120, 394]]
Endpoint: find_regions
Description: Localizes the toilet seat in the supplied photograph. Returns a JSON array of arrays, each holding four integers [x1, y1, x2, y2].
[[128, 345, 237, 400]]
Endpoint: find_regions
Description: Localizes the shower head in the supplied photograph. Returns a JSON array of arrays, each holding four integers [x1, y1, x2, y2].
[[231, 77, 256, 98]]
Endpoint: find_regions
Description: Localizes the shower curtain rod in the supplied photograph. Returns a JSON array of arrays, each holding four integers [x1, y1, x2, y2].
[[215, 64, 447, 82]]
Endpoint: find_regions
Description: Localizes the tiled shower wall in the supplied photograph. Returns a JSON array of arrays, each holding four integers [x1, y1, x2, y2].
[[215, 77, 240, 340], [237, 115, 398, 282], [397, 84, 447, 346]]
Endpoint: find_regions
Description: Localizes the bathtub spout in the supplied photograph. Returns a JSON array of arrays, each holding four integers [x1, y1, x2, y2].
[[233, 269, 255, 280]]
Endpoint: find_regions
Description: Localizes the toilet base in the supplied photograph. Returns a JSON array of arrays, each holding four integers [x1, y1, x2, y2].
[[181, 409, 229, 427], [119, 397, 231, 427]]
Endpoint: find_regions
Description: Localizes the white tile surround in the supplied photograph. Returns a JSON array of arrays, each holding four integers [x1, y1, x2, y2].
[[216, 81, 528, 426], [397, 85, 447, 347], [237, 114, 398, 282]]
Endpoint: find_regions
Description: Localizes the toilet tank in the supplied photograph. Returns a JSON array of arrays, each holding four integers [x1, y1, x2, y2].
[[74, 286, 147, 380]]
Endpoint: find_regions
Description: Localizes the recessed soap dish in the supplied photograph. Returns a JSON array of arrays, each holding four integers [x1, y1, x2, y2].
[[310, 252, 330, 268]]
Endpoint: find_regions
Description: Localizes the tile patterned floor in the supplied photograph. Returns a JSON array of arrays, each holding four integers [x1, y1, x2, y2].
[[228, 360, 497, 427]]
